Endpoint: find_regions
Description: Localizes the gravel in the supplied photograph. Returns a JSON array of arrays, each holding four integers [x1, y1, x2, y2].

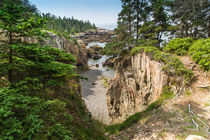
[[80, 66, 110, 124]]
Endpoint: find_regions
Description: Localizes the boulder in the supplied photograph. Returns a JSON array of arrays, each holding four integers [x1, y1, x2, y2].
[[95, 64, 99, 67], [103, 56, 117, 67], [93, 55, 102, 60], [185, 135, 207, 140], [87, 48, 94, 58], [89, 45, 102, 52]]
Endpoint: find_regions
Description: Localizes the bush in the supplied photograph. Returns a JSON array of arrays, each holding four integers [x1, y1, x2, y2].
[[189, 39, 210, 70], [131, 46, 193, 85], [100, 38, 126, 56], [163, 38, 194, 55]]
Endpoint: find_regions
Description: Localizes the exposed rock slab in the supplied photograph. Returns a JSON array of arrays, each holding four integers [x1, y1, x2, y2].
[[107, 53, 181, 124]]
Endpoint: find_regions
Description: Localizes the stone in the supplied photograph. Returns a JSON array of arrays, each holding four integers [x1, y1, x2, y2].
[[107, 53, 182, 124], [93, 55, 102, 60], [185, 135, 207, 140], [95, 64, 99, 67], [89, 45, 102, 51], [71, 28, 115, 44], [103, 56, 117, 67], [87, 48, 94, 58]]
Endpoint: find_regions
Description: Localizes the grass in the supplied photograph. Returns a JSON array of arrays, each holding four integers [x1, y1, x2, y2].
[[105, 86, 174, 134], [102, 78, 109, 87], [204, 101, 210, 107], [185, 91, 192, 96], [105, 100, 162, 134]]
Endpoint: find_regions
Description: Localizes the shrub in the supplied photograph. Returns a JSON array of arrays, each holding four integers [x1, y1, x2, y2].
[[131, 46, 193, 85], [189, 39, 210, 70], [163, 38, 194, 55]]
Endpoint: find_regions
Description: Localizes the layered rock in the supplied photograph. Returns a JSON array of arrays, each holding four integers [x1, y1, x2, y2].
[[107, 53, 182, 124]]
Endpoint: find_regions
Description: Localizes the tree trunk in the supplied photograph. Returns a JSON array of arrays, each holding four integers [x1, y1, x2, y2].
[[128, 1, 132, 50], [184, 20, 189, 38], [136, 0, 140, 41], [208, 21, 210, 38], [181, 23, 184, 38], [8, 32, 13, 82]]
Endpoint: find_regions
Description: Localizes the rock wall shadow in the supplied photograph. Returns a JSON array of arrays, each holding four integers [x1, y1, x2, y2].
[[80, 69, 104, 98]]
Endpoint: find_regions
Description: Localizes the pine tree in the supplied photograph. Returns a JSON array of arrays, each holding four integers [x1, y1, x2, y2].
[[132, 0, 150, 41], [0, 0, 45, 82], [118, 0, 135, 50], [149, 0, 169, 47], [171, 0, 209, 38]]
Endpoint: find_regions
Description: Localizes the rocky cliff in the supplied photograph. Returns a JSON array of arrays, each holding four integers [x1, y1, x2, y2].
[[107, 53, 184, 124], [22, 31, 88, 67]]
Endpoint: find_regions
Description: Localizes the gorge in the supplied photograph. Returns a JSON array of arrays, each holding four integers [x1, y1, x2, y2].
[[0, 0, 210, 140]]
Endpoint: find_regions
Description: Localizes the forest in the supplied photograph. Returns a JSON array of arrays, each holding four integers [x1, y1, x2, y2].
[[102, 0, 209, 64], [43, 13, 97, 35]]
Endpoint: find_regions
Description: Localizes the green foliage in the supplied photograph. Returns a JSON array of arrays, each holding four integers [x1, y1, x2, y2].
[[189, 39, 210, 70], [0, 44, 76, 86], [170, 0, 209, 38], [43, 13, 96, 35], [131, 46, 193, 85], [106, 85, 174, 134], [0, 0, 46, 38], [0, 1, 107, 140], [100, 38, 126, 55], [163, 38, 194, 55], [0, 44, 75, 139], [0, 44, 108, 139], [137, 21, 161, 47]]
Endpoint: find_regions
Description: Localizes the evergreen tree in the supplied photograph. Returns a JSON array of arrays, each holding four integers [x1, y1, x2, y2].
[[149, 0, 169, 47], [0, 0, 45, 82], [118, 0, 135, 50], [43, 13, 96, 35], [170, 0, 209, 38], [132, 0, 150, 41]]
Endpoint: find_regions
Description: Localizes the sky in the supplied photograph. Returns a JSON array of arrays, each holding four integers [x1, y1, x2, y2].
[[30, 0, 122, 26]]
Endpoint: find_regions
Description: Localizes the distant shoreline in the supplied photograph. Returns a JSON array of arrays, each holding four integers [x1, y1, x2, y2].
[[96, 23, 117, 30]]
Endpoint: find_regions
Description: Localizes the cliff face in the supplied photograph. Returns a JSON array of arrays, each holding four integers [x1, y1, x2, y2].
[[22, 31, 88, 67], [107, 53, 181, 124]]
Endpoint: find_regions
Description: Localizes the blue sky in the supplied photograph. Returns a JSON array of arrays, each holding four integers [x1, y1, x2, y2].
[[30, 0, 122, 25]]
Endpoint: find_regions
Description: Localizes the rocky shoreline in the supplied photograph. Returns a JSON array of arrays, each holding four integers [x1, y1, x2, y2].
[[71, 28, 115, 45]]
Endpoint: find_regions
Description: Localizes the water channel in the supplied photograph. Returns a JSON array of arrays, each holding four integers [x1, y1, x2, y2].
[[80, 42, 114, 124]]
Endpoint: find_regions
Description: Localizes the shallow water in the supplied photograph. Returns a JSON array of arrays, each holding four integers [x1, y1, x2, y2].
[[79, 42, 114, 124], [87, 42, 114, 78], [88, 56, 114, 78], [87, 42, 106, 49]]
